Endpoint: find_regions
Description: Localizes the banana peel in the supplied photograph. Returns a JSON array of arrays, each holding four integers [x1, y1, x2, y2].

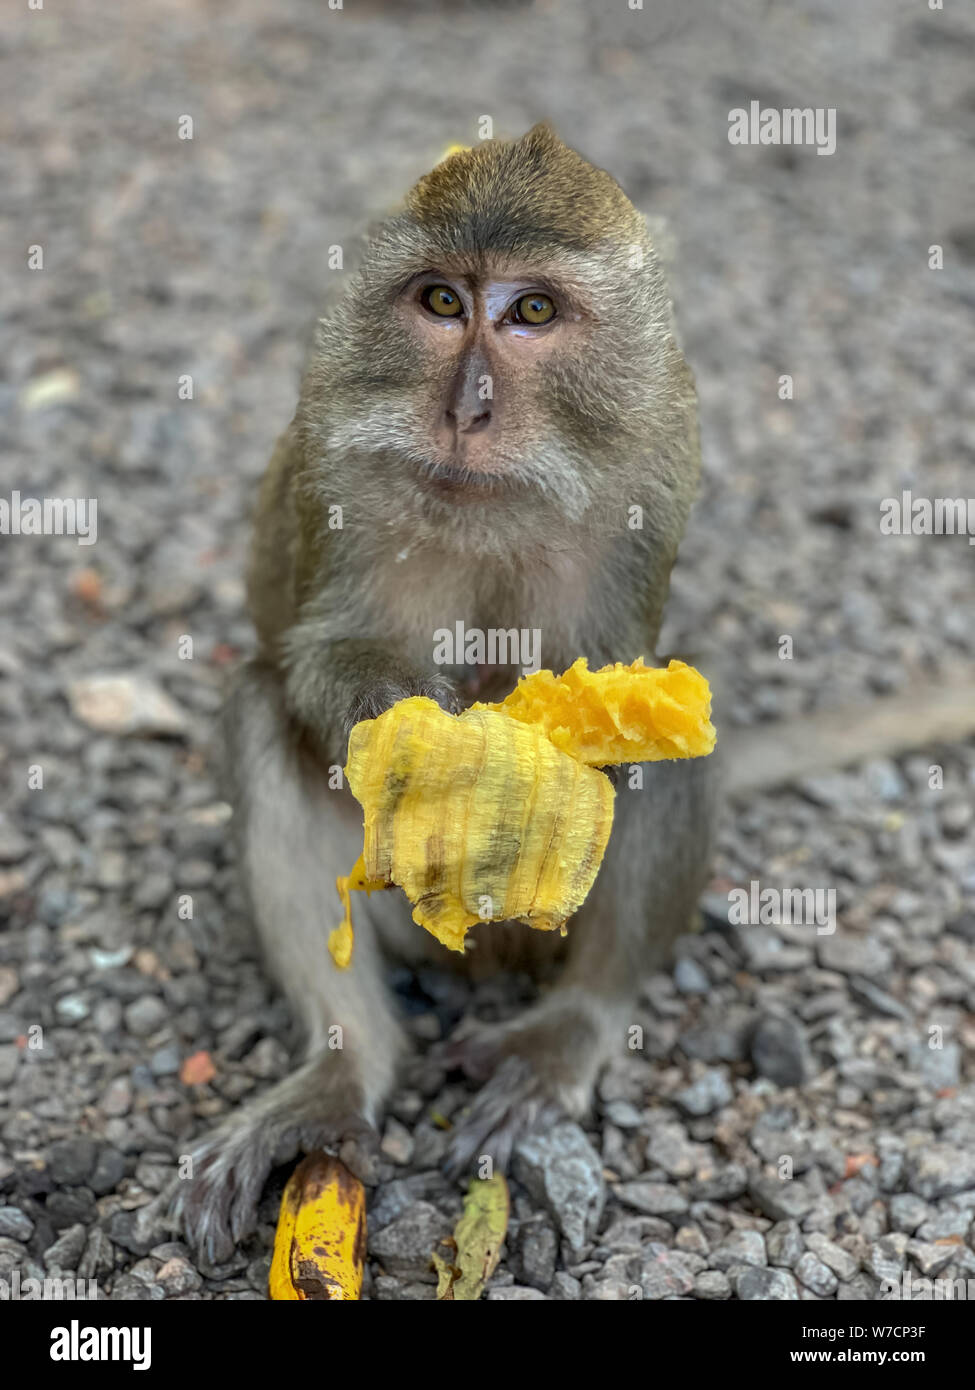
[[269, 1152, 366, 1300], [332, 657, 715, 961], [433, 1173, 510, 1300]]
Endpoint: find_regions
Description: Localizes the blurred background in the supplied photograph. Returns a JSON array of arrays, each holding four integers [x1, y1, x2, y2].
[[1, 0, 974, 1302]]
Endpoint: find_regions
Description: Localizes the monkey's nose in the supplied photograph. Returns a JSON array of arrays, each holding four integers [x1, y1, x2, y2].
[[445, 408, 492, 436]]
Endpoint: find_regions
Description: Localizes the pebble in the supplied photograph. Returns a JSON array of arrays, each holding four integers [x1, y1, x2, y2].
[[67, 674, 188, 737], [368, 1202, 454, 1280], [795, 1250, 839, 1296], [735, 1266, 799, 1300], [43, 1222, 88, 1272], [674, 1069, 733, 1117], [513, 1122, 605, 1257], [804, 1232, 859, 1282], [907, 1146, 975, 1200], [710, 1229, 767, 1272], [124, 996, 168, 1037], [0, 1206, 34, 1241], [674, 958, 710, 994], [47, 1137, 97, 1187], [694, 1269, 731, 1299], [749, 1175, 815, 1222], [765, 1219, 804, 1269]]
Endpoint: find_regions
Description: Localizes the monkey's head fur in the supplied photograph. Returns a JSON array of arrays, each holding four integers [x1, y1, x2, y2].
[[296, 124, 699, 565]]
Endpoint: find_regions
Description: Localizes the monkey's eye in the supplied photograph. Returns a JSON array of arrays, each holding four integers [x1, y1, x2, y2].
[[511, 293, 557, 325], [422, 285, 463, 317]]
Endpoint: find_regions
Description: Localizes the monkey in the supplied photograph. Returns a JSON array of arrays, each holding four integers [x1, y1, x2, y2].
[[166, 123, 710, 1264], [168, 124, 975, 1266]]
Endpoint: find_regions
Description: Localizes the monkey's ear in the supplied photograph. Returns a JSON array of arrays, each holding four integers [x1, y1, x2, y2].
[[642, 213, 678, 275], [521, 120, 564, 151]]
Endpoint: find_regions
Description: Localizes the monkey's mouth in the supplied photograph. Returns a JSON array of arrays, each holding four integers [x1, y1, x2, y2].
[[415, 456, 511, 492]]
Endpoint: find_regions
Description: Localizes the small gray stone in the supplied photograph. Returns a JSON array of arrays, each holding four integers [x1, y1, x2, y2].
[[674, 958, 709, 994], [916, 1209, 971, 1242], [749, 1175, 815, 1222], [0, 1207, 34, 1242], [867, 1234, 908, 1283], [149, 1044, 181, 1077], [674, 1068, 733, 1117], [907, 1146, 975, 1200], [124, 995, 167, 1037], [368, 1201, 451, 1280], [805, 1232, 859, 1281], [888, 1193, 931, 1234], [637, 1251, 695, 1299], [100, 1076, 133, 1117], [516, 1220, 558, 1291], [645, 1124, 701, 1178], [690, 1162, 749, 1202], [613, 1182, 689, 1220], [513, 1122, 605, 1257], [603, 1100, 643, 1129], [89, 1147, 127, 1196], [795, 1250, 839, 1296], [711, 1229, 767, 1272], [154, 1255, 203, 1295], [766, 1220, 804, 1270], [817, 934, 891, 976], [43, 1223, 87, 1272], [48, 1137, 97, 1186], [907, 1241, 956, 1278], [907, 1040, 961, 1091], [734, 1265, 799, 1300], [750, 1014, 812, 1087], [550, 1271, 582, 1300], [694, 1269, 731, 1299], [848, 976, 910, 1020]]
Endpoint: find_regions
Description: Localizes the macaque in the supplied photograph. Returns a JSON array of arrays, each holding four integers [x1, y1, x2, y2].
[[172, 124, 714, 1262]]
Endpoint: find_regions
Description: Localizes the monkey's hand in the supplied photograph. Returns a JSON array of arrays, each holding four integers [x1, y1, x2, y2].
[[440, 987, 618, 1178], [344, 661, 461, 736]]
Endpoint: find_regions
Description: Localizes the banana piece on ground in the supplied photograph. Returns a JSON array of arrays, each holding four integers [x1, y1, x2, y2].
[[269, 1152, 366, 1301]]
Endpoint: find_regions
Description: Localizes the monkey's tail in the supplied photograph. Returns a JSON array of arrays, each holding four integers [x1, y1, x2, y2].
[[722, 666, 975, 797]]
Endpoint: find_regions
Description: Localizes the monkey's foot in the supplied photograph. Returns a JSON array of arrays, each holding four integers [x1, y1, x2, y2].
[[168, 1061, 379, 1266], [441, 998, 608, 1178]]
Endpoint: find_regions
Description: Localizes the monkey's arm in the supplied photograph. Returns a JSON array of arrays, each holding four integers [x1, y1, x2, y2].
[[724, 666, 975, 797], [280, 629, 459, 755], [248, 428, 458, 758]]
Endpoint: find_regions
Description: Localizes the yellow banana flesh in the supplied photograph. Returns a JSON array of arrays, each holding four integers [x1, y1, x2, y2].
[[332, 657, 714, 960]]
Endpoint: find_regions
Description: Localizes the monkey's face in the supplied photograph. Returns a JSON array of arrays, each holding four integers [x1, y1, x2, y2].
[[309, 127, 696, 543], [318, 244, 670, 531], [393, 260, 592, 495]]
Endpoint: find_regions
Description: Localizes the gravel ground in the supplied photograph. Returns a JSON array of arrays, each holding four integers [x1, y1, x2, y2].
[[1, 0, 974, 1301]]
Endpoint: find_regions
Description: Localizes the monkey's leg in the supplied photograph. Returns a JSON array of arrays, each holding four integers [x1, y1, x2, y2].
[[444, 758, 714, 1176], [171, 663, 406, 1264]]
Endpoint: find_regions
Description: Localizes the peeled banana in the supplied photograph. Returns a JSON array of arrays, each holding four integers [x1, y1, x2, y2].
[[329, 657, 714, 963]]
